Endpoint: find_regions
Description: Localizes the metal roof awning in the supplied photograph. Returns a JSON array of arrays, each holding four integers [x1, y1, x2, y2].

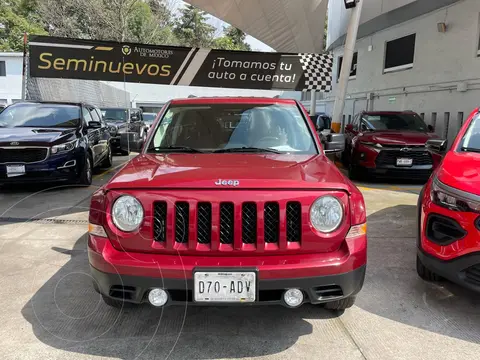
[[184, 0, 329, 53]]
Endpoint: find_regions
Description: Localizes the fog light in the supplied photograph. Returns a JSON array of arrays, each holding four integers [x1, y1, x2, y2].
[[283, 288, 304, 308], [148, 288, 168, 307]]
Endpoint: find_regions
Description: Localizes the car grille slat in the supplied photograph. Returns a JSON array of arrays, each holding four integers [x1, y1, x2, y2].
[[0, 147, 48, 164], [219, 203, 234, 244], [242, 202, 257, 244], [175, 202, 189, 244], [153, 202, 167, 242], [197, 203, 212, 244], [286, 202, 302, 242], [264, 202, 280, 244], [376, 150, 432, 167], [152, 199, 304, 250]]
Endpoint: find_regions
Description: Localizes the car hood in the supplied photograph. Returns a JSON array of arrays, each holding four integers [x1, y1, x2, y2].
[[0, 127, 77, 146], [106, 153, 351, 191], [361, 131, 438, 146], [437, 151, 480, 196]]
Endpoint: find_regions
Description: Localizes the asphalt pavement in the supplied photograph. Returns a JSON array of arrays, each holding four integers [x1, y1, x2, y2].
[[0, 157, 479, 360]]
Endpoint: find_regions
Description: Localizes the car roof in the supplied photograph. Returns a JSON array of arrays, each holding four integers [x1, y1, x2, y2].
[[170, 97, 297, 105], [362, 111, 417, 115], [10, 100, 87, 107]]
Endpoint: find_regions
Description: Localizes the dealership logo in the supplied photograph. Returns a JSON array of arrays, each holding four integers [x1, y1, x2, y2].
[[122, 45, 132, 56], [10, 142, 19, 146]]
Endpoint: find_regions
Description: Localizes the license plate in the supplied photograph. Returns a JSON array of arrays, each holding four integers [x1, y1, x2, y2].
[[194, 271, 256, 303], [6, 165, 26, 177], [396, 158, 413, 167]]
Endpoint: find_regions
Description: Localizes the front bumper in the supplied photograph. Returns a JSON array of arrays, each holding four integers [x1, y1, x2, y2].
[[0, 151, 84, 184], [88, 236, 367, 306], [417, 249, 480, 293], [90, 265, 366, 307], [365, 166, 432, 180]]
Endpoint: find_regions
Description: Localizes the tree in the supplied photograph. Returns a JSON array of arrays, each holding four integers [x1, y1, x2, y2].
[[0, 0, 46, 51], [174, 4, 215, 48], [213, 25, 251, 51], [36, 0, 178, 45]]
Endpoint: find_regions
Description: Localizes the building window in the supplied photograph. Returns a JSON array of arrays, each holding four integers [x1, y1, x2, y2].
[[337, 52, 357, 82], [0, 61, 6, 76], [384, 34, 416, 73]]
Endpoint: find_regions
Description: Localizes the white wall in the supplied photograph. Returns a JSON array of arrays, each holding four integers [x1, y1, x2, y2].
[[323, 0, 480, 145], [327, 0, 417, 49], [0, 53, 23, 105]]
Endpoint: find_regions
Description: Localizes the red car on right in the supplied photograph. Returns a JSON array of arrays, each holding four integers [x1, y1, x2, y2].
[[417, 108, 480, 292], [343, 111, 439, 180]]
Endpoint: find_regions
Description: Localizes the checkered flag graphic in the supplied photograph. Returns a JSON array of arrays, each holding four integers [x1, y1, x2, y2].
[[298, 53, 333, 92]]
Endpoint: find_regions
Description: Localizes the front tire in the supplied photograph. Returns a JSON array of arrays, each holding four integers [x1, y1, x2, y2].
[[79, 155, 93, 186], [324, 296, 356, 310], [102, 147, 113, 168], [416, 255, 442, 282]]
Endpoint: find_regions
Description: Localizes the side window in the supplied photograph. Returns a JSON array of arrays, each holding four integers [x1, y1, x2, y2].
[[352, 114, 360, 131], [89, 107, 100, 123], [83, 107, 93, 125], [360, 117, 369, 131], [94, 108, 106, 126]]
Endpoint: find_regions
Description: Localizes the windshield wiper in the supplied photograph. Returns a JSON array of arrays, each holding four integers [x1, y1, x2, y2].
[[149, 146, 204, 153], [214, 147, 282, 154], [461, 147, 480, 153]]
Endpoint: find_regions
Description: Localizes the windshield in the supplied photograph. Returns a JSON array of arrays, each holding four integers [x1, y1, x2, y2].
[[148, 103, 317, 154], [0, 103, 80, 128], [143, 113, 157, 123], [459, 113, 480, 152], [101, 108, 128, 122], [363, 113, 427, 132]]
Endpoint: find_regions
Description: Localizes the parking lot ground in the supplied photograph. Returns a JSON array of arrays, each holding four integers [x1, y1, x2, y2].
[[0, 162, 479, 360]]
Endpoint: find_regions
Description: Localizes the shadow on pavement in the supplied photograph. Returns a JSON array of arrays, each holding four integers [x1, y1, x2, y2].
[[360, 204, 480, 344], [21, 234, 333, 359]]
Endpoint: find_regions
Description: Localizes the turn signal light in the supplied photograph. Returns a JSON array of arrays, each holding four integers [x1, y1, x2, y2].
[[88, 223, 108, 238], [346, 223, 367, 239]]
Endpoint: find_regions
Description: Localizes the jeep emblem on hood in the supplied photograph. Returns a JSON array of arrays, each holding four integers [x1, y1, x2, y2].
[[215, 179, 240, 187]]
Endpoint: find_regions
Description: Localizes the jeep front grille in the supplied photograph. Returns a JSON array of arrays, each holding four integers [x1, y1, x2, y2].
[[220, 203, 234, 244], [153, 200, 303, 247], [175, 202, 189, 244]]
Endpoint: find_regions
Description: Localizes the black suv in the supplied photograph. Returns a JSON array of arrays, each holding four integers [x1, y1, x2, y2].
[[0, 101, 112, 186], [101, 107, 148, 155]]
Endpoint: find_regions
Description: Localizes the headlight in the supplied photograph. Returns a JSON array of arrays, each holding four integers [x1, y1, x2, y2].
[[431, 178, 480, 213], [51, 139, 78, 154], [112, 195, 144, 232], [360, 141, 382, 148], [310, 196, 344, 233]]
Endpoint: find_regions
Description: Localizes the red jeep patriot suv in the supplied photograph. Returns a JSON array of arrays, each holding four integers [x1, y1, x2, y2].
[[88, 97, 367, 310]]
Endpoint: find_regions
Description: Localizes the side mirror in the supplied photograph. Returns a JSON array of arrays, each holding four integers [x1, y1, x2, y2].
[[426, 139, 448, 153], [324, 133, 346, 154], [427, 125, 435, 133], [88, 121, 101, 129], [345, 124, 354, 132]]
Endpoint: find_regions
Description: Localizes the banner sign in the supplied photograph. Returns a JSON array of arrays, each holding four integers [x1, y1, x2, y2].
[[28, 36, 333, 92]]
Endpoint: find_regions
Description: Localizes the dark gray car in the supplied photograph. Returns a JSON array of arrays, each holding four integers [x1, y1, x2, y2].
[[100, 107, 148, 155]]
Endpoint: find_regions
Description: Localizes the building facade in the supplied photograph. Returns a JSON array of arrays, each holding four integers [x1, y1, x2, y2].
[[324, 0, 479, 145], [0, 52, 23, 106]]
